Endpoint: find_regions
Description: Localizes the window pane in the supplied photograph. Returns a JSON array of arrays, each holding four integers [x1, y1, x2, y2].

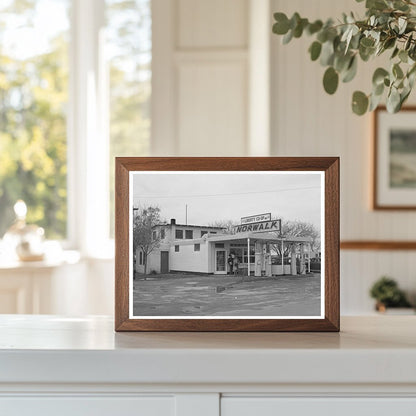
[[106, 0, 151, 237], [0, 0, 70, 239]]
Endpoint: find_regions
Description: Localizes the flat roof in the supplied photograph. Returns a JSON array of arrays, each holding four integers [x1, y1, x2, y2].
[[153, 223, 225, 230], [206, 232, 313, 243]]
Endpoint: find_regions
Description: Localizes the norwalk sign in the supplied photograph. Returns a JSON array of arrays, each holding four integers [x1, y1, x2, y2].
[[234, 219, 281, 234]]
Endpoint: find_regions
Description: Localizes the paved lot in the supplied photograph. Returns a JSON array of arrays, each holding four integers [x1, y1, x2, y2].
[[133, 273, 321, 317]]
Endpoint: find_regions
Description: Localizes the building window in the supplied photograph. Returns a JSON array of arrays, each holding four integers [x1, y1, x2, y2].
[[139, 251, 143, 265], [160, 228, 165, 239], [185, 230, 193, 239], [0, 0, 152, 253], [201, 230, 207, 237], [215, 243, 224, 248], [107, 0, 151, 237], [175, 245, 179, 252], [175, 229, 183, 239], [152, 230, 157, 240], [194, 244, 200, 251], [243, 247, 255, 264]]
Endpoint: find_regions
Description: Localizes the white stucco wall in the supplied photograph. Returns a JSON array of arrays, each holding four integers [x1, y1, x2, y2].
[[135, 248, 161, 274], [170, 241, 209, 273]]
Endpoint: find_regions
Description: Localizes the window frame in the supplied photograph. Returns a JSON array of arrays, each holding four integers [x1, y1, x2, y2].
[[67, 0, 110, 257], [70, 0, 151, 257]]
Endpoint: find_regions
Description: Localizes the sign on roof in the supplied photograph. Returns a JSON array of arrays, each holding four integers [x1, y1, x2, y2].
[[235, 219, 281, 234], [241, 213, 271, 225]]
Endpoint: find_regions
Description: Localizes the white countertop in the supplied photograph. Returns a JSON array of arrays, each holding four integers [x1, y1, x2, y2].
[[1, 315, 415, 386]]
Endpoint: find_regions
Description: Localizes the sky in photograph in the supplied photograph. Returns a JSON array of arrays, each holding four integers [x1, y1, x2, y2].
[[132, 172, 322, 229]]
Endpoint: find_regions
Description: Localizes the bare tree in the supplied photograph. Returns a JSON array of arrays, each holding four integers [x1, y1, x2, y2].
[[133, 205, 163, 275], [271, 219, 320, 257], [208, 219, 237, 234]]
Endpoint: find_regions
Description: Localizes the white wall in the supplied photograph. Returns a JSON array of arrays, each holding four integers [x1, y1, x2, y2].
[[271, 0, 416, 313], [170, 242, 209, 273], [37, 0, 416, 316], [152, 0, 251, 156]]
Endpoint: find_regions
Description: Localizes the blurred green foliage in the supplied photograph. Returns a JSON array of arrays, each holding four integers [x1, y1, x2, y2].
[[0, 2, 69, 238], [0, 0, 151, 239], [370, 276, 412, 307], [273, 0, 416, 115]]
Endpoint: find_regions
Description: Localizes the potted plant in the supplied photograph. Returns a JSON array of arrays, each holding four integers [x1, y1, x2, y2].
[[369, 276, 414, 313], [272, 0, 416, 115]]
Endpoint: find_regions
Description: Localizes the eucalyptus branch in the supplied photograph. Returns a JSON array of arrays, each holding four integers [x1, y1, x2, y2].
[[272, 0, 416, 115]]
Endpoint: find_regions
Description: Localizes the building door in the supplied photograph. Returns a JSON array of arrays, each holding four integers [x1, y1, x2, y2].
[[160, 251, 169, 274], [215, 249, 227, 274]]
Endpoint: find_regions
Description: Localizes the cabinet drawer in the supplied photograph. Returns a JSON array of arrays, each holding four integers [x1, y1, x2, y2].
[[0, 396, 175, 416], [221, 397, 416, 416]]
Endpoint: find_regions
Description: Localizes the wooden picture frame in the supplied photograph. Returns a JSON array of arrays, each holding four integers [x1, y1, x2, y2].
[[115, 157, 339, 332], [373, 106, 416, 210]]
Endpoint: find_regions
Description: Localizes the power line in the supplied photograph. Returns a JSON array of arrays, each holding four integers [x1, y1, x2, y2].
[[133, 185, 321, 199]]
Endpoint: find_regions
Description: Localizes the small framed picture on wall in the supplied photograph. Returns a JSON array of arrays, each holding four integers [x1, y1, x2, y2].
[[374, 106, 416, 209]]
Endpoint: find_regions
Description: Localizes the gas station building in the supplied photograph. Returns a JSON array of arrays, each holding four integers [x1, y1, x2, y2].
[[135, 216, 314, 277]]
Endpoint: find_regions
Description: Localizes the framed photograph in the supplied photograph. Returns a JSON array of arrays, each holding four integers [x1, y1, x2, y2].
[[115, 157, 339, 332], [374, 106, 416, 209]]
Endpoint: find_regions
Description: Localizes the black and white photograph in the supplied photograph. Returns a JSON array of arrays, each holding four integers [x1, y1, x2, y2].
[[129, 171, 324, 319]]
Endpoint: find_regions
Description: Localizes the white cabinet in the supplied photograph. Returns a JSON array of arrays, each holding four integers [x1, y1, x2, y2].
[[1, 316, 416, 416], [1, 397, 175, 416], [222, 398, 416, 416]]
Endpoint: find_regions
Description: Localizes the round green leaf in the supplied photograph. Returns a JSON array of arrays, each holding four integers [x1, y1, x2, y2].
[[360, 37, 375, 48], [369, 92, 383, 112], [320, 41, 335, 66], [393, 63, 404, 79], [359, 44, 374, 62], [342, 56, 357, 83], [387, 88, 401, 113], [309, 41, 322, 61], [323, 67, 339, 95], [273, 13, 290, 35], [334, 52, 352, 73], [383, 37, 396, 50], [399, 50, 408, 63], [373, 82, 384, 96], [282, 29, 293, 45], [391, 47, 399, 59], [293, 18, 308, 38], [307, 20, 323, 35], [372, 68, 389, 86], [352, 91, 369, 115]]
